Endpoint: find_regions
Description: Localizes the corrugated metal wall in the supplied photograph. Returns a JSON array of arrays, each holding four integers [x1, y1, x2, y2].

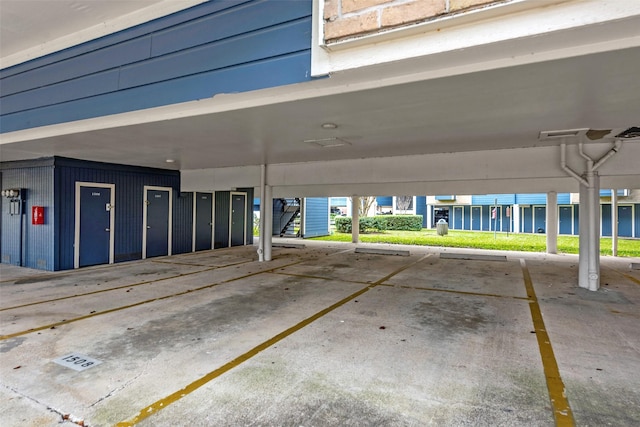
[[0, 160, 55, 269], [54, 157, 181, 269], [236, 187, 254, 245], [214, 191, 230, 249], [1, 0, 314, 132], [304, 198, 329, 238], [173, 192, 194, 254]]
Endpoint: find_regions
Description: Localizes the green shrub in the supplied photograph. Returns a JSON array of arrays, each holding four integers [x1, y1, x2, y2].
[[334, 216, 386, 233], [376, 215, 423, 231], [335, 216, 423, 232]]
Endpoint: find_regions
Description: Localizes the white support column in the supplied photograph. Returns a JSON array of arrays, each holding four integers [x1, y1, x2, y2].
[[579, 172, 600, 291], [546, 191, 558, 254], [258, 165, 266, 261], [611, 189, 618, 257], [300, 198, 306, 238], [352, 196, 360, 243], [426, 202, 433, 229], [513, 204, 520, 233], [264, 185, 273, 261]]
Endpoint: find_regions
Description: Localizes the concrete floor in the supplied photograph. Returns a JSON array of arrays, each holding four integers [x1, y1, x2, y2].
[[1, 241, 639, 427]]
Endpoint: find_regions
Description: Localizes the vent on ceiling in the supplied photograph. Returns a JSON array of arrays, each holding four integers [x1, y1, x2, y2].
[[538, 128, 589, 140], [615, 127, 640, 139]]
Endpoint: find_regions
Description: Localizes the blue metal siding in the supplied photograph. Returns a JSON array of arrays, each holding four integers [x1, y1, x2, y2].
[[1, 0, 314, 133], [304, 198, 329, 238], [415, 196, 427, 227], [557, 193, 570, 204], [331, 197, 347, 207], [515, 193, 547, 205], [376, 196, 393, 207], [601, 204, 612, 237], [463, 206, 471, 230], [0, 164, 55, 270], [54, 158, 181, 269], [236, 187, 254, 245], [472, 194, 516, 205], [635, 204, 640, 238], [214, 191, 230, 249], [173, 192, 194, 254]]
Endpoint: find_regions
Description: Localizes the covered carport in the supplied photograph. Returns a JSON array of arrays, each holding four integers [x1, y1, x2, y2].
[[3, 43, 639, 290], [1, 2, 640, 425]]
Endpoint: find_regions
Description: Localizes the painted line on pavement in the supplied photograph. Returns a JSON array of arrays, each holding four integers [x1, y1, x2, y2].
[[377, 283, 530, 300], [0, 258, 255, 312], [520, 259, 574, 427], [116, 254, 432, 426], [0, 260, 304, 341], [603, 266, 640, 286]]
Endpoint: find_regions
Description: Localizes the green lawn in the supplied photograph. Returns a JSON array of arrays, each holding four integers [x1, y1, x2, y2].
[[311, 229, 640, 257]]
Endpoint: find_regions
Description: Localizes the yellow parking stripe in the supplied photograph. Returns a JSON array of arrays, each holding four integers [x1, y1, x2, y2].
[[0, 260, 303, 341], [520, 259, 574, 427], [117, 254, 431, 426]]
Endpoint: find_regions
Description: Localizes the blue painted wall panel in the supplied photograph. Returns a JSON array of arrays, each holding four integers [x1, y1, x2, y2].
[[472, 194, 516, 205], [376, 196, 393, 207], [1, 37, 152, 98], [1, 0, 314, 133], [304, 197, 329, 238], [173, 192, 194, 254], [2, 51, 312, 132], [214, 191, 231, 249], [601, 204, 612, 237], [3, 69, 121, 115], [236, 187, 254, 245], [151, 0, 311, 56], [515, 193, 547, 205], [0, 163, 55, 270], [331, 197, 347, 206], [0, 0, 251, 79], [464, 206, 471, 230], [119, 18, 310, 89], [635, 204, 640, 238], [415, 196, 427, 227]]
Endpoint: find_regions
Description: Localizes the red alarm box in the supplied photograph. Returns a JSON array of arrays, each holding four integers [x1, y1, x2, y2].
[[32, 206, 45, 225]]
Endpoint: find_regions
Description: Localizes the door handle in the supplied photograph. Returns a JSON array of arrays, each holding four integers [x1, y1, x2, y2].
[[147, 226, 151, 229], [105, 228, 110, 232]]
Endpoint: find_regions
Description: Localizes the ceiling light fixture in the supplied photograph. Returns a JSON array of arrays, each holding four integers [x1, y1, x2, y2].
[[321, 122, 338, 129], [304, 137, 351, 148], [165, 159, 175, 163]]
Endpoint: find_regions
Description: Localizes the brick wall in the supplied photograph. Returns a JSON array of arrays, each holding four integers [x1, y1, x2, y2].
[[324, 0, 508, 43]]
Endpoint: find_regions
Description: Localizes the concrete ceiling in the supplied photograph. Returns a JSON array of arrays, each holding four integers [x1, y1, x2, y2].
[[0, 0, 168, 62], [3, 46, 640, 171]]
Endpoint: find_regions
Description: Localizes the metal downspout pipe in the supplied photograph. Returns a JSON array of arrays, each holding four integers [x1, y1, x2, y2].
[[560, 141, 622, 291]]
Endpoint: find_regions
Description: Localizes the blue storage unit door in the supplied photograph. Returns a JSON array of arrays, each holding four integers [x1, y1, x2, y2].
[[601, 204, 612, 237], [230, 193, 246, 247], [195, 192, 213, 251], [618, 205, 633, 237], [522, 206, 533, 233], [471, 206, 481, 230], [534, 206, 546, 233], [78, 185, 113, 267], [453, 206, 463, 230], [558, 206, 573, 235], [145, 188, 171, 257]]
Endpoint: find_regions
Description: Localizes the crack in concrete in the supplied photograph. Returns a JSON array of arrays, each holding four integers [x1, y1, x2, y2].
[[1, 383, 87, 426], [89, 369, 147, 408]]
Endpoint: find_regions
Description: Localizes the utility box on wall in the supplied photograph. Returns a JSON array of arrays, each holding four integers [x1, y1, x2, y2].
[[32, 206, 45, 225]]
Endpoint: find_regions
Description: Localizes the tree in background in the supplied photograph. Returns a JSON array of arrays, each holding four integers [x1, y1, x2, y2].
[[396, 196, 413, 213], [349, 196, 376, 217]]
